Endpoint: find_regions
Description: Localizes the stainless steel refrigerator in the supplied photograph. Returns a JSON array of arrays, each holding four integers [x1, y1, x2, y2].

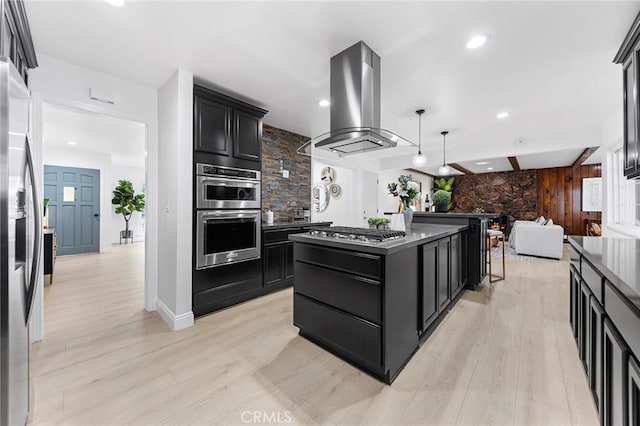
[[0, 57, 40, 425]]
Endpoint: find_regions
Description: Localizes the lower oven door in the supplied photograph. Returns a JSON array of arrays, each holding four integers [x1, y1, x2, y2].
[[196, 210, 261, 269]]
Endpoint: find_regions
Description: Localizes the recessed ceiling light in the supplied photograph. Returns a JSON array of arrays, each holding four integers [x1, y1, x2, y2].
[[514, 139, 527, 147], [104, 0, 125, 6], [317, 99, 330, 107], [487, 167, 494, 170], [496, 112, 509, 119], [67, 141, 77, 145], [476, 161, 489, 165], [466, 34, 489, 49]]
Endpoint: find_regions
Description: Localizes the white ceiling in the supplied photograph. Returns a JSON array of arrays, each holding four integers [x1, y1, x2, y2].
[[25, 1, 638, 169], [457, 157, 514, 174], [42, 103, 146, 167]]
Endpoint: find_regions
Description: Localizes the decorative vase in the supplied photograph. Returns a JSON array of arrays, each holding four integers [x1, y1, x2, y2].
[[435, 203, 448, 213], [403, 200, 413, 230]]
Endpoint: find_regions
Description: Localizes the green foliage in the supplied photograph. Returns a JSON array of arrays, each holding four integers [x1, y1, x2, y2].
[[112, 180, 145, 232], [367, 217, 390, 226], [433, 189, 451, 206], [434, 177, 455, 192]]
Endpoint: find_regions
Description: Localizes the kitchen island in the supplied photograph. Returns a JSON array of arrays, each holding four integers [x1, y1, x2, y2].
[[289, 223, 468, 384]]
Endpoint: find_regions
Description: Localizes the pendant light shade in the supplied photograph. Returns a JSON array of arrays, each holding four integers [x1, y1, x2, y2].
[[438, 131, 451, 175], [412, 109, 427, 167]]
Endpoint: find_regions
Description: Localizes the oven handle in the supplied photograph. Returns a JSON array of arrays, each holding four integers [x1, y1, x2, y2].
[[197, 176, 260, 188], [198, 210, 261, 220]]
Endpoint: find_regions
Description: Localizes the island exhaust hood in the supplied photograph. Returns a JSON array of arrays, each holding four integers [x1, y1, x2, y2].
[[309, 41, 407, 156]]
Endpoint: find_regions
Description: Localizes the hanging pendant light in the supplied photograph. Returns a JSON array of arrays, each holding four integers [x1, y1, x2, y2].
[[412, 109, 427, 167], [438, 131, 451, 175]]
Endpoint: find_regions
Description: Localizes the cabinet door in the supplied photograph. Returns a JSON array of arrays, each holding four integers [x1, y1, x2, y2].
[[284, 241, 295, 281], [263, 243, 284, 287], [450, 233, 461, 296], [461, 232, 468, 287], [233, 110, 261, 162], [629, 355, 640, 426], [437, 238, 450, 312], [623, 55, 638, 177], [579, 281, 591, 368], [570, 267, 579, 340], [604, 317, 629, 426], [589, 295, 604, 415], [194, 95, 232, 156], [421, 241, 438, 330]]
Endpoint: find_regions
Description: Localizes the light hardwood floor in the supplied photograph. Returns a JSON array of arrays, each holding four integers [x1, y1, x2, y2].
[[29, 243, 599, 426]]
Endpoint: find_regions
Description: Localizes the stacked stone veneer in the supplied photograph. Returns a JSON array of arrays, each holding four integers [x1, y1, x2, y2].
[[261, 125, 311, 222], [451, 170, 538, 220]]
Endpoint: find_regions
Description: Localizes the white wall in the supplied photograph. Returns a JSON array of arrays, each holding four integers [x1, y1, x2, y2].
[[378, 169, 433, 215], [157, 69, 193, 331], [29, 53, 159, 341], [111, 165, 146, 243], [43, 147, 112, 254], [310, 160, 358, 226]]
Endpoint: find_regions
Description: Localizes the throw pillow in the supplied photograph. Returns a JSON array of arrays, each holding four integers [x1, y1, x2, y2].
[[543, 218, 554, 226], [535, 216, 545, 224]]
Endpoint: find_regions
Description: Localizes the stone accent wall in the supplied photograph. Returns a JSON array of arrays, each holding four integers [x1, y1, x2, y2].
[[261, 125, 311, 222], [451, 170, 538, 220]]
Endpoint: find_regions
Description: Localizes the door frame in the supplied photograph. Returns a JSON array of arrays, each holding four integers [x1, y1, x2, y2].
[[30, 93, 158, 342]]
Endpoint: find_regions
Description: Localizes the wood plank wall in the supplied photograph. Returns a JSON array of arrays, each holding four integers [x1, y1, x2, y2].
[[536, 165, 602, 236]]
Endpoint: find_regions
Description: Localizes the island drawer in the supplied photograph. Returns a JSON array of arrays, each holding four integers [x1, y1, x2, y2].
[[294, 294, 382, 369], [582, 259, 603, 303], [295, 244, 382, 280], [605, 282, 640, 359], [295, 262, 381, 324]]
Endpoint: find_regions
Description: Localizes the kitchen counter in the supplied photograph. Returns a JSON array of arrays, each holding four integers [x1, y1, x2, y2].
[[262, 221, 331, 230], [413, 212, 499, 219], [289, 223, 466, 255], [569, 236, 640, 313]]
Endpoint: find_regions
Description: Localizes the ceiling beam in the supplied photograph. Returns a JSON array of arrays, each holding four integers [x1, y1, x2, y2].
[[406, 168, 435, 178], [447, 163, 475, 175], [572, 147, 599, 168], [508, 156, 521, 171]]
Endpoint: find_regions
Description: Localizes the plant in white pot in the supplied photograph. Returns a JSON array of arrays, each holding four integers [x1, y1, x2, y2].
[[112, 180, 145, 242], [433, 190, 451, 213]]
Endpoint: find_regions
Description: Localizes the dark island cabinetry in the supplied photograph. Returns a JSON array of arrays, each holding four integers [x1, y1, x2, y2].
[[569, 236, 640, 425], [291, 224, 467, 384], [193, 84, 266, 170], [614, 11, 640, 178]]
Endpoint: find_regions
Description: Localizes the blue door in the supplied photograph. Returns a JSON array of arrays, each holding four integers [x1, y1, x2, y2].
[[43, 165, 100, 256]]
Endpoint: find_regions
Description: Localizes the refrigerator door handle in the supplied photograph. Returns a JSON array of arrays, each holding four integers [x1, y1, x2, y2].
[[24, 136, 40, 324]]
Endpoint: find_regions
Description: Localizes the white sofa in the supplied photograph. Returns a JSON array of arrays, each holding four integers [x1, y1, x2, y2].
[[509, 219, 564, 259]]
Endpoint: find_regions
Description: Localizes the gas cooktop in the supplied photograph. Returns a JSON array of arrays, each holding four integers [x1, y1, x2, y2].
[[309, 226, 406, 243]]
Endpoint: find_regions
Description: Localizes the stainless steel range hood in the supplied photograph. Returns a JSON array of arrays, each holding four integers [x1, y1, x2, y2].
[[310, 41, 406, 156]]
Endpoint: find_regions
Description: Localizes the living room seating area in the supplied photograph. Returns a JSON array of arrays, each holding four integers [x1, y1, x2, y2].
[[508, 216, 564, 259]]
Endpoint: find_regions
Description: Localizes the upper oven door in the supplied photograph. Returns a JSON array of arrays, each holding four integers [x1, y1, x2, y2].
[[196, 176, 261, 209], [196, 210, 261, 269]]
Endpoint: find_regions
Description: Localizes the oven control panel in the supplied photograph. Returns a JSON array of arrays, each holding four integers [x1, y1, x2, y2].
[[197, 163, 260, 180]]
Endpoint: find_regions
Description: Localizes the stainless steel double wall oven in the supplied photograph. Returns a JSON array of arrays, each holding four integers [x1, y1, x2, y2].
[[195, 163, 261, 269]]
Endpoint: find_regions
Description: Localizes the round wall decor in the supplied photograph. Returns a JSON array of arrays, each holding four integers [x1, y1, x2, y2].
[[312, 183, 330, 212], [320, 166, 335, 183], [329, 183, 342, 197]]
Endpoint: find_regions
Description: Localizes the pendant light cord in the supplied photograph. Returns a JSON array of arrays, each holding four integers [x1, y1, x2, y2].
[[441, 130, 449, 167]]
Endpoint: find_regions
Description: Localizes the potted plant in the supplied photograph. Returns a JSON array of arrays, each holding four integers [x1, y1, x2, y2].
[[112, 180, 145, 243], [388, 174, 420, 228], [433, 190, 451, 213]]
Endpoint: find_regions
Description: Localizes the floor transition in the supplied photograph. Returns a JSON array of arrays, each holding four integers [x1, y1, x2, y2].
[[29, 243, 599, 425]]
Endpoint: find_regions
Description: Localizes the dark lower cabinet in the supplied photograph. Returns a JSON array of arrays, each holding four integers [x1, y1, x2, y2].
[[589, 295, 604, 416], [579, 282, 591, 369], [570, 266, 579, 340], [629, 355, 640, 426], [421, 241, 438, 331], [604, 317, 629, 426], [437, 238, 450, 312], [264, 243, 285, 287], [450, 233, 462, 297]]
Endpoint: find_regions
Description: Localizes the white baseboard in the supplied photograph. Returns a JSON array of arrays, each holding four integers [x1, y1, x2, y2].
[[156, 299, 194, 331]]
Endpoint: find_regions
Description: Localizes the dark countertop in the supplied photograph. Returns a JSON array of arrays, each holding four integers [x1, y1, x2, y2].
[[289, 223, 468, 255], [569, 236, 640, 313], [413, 212, 499, 219], [262, 221, 332, 230]]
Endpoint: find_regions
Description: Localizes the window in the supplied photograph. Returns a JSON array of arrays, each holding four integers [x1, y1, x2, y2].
[[612, 148, 640, 226]]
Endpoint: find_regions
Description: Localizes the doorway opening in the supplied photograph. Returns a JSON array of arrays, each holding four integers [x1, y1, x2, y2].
[[40, 102, 148, 336]]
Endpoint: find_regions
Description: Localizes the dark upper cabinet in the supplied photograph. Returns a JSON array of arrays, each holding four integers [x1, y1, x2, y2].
[[604, 317, 629, 426], [629, 355, 640, 426], [1, 0, 38, 85], [193, 84, 267, 169], [421, 241, 438, 331], [233, 110, 261, 161], [194, 96, 231, 156], [615, 11, 640, 178]]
